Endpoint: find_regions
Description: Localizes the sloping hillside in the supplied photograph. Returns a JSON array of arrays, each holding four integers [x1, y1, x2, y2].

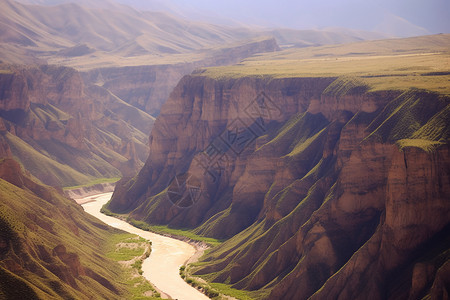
[[0, 157, 146, 299], [0, 0, 250, 55]]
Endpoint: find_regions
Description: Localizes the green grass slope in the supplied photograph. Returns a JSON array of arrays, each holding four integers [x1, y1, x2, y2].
[[4, 132, 93, 187], [366, 89, 450, 151], [4, 127, 122, 187], [0, 158, 158, 299]]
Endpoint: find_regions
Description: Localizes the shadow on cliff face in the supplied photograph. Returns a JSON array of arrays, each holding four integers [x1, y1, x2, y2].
[[108, 73, 449, 299]]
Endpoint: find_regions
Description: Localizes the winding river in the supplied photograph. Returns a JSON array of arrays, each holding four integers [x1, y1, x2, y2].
[[80, 192, 209, 300]]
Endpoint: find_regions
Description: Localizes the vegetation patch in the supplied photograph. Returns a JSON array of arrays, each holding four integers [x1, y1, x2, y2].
[[105, 233, 160, 300], [366, 89, 449, 146], [322, 76, 369, 96], [179, 265, 221, 299], [180, 264, 264, 300], [63, 177, 121, 190], [396, 139, 444, 153], [209, 283, 263, 300], [101, 204, 127, 218], [127, 219, 223, 247]]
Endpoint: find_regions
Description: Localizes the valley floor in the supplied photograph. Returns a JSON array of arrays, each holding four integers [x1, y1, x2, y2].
[[80, 193, 209, 300]]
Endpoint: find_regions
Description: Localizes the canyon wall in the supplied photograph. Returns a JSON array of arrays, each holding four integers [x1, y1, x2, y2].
[[0, 64, 154, 186], [109, 74, 449, 299]]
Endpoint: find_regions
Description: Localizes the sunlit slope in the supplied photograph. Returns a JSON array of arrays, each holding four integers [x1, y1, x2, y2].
[[0, 158, 133, 299]]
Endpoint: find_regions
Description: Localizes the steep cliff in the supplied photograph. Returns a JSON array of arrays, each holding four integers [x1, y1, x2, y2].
[[0, 158, 132, 299], [108, 36, 450, 299], [0, 64, 154, 186]]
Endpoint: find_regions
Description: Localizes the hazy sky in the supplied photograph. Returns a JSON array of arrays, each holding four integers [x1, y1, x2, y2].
[[145, 0, 449, 33], [24, 0, 450, 34]]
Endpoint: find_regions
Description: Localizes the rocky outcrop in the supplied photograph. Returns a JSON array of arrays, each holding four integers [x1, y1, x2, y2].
[[0, 120, 11, 157], [0, 64, 154, 186], [301, 145, 450, 300], [109, 73, 449, 299], [0, 70, 32, 111]]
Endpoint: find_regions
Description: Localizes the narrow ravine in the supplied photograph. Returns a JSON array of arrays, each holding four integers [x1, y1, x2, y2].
[[80, 192, 209, 300]]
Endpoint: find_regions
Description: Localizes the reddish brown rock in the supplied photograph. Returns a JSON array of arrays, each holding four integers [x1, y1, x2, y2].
[[109, 73, 449, 299], [0, 64, 155, 185]]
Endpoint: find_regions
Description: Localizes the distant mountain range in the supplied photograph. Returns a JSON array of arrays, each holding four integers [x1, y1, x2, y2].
[[16, 0, 449, 37], [1, 0, 394, 67]]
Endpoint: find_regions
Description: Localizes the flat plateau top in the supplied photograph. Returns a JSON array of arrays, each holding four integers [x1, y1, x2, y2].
[[200, 34, 450, 95]]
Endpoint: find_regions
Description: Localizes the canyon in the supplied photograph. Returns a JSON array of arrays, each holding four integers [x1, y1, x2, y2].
[[0, 0, 283, 187], [0, 35, 281, 187], [0, 64, 153, 186], [108, 35, 450, 299], [80, 37, 281, 116], [0, 0, 449, 299], [0, 0, 388, 120]]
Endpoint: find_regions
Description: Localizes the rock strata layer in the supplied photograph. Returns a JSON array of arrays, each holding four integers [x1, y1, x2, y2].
[[109, 74, 450, 299], [0, 64, 155, 186]]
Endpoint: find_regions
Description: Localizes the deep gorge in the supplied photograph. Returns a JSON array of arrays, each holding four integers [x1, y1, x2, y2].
[[0, 1, 449, 298], [108, 73, 450, 299]]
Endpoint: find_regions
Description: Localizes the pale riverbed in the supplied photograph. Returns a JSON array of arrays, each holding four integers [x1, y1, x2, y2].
[[80, 192, 209, 300]]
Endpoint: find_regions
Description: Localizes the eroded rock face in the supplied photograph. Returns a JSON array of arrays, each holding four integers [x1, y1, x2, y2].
[[0, 120, 11, 157], [267, 144, 450, 300], [0, 71, 32, 111], [108, 76, 334, 215], [109, 74, 449, 299], [0, 64, 154, 185]]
